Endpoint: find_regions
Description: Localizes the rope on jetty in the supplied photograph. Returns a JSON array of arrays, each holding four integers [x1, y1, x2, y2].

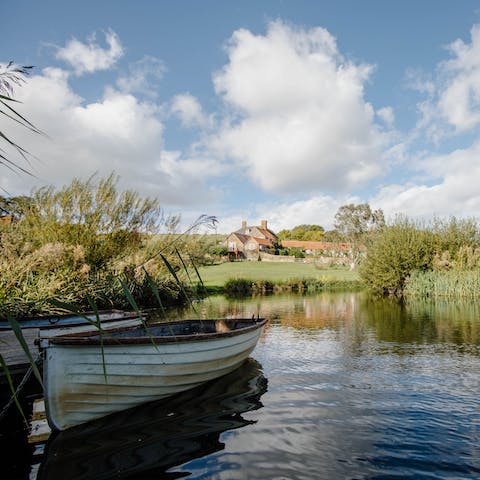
[[0, 356, 40, 422]]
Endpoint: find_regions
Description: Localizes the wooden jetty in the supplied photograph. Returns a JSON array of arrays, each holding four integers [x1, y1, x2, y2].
[[28, 398, 51, 480], [0, 329, 41, 376]]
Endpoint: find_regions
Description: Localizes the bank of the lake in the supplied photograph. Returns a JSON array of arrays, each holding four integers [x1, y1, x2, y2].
[[197, 262, 363, 294]]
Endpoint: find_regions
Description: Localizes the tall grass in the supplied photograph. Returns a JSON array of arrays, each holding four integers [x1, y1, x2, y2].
[[0, 175, 217, 318], [405, 270, 480, 298]]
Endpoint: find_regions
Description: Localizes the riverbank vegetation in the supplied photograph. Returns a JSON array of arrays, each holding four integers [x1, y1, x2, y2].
[[0, 174, 216, 318], [197, 262, 363, 295], [359, 215, 480, 297]]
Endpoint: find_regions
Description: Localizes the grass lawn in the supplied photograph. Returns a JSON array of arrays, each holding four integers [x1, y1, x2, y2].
[[196, 262, 360, 287]]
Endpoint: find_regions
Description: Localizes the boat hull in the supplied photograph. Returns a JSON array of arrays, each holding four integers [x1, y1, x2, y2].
[[41, 318, 266, 430]]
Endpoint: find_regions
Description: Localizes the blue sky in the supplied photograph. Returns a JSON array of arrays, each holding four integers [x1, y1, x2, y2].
[[3, 0, 480, 232]]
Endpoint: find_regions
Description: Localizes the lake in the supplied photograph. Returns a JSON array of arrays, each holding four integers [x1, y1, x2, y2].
[[4, 291, 480, 479]]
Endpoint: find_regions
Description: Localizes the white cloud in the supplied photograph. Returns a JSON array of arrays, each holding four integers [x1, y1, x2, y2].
[[411, 24, 480, 137], [437, 25, 480, 132], [170, 93, 212, 128], [211, 21, 389, 194], [371, 141, 480, 219], [0, 66, 222, 207], [377, 107, 395, 127], [116, 55, 166, 98], [55, 30, 124, 75], [216, 194, 358, 233], [258, 195, 358, 231]]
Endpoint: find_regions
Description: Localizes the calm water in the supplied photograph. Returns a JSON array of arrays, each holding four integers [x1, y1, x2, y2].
[[7, 292, 480, 479]]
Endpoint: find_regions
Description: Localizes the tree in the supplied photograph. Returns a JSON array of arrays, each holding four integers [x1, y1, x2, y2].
[[334, 203, 385, 268], [277, 224, 325, 241], [359, 216, 435, 294], [0, 62, 43, 176]]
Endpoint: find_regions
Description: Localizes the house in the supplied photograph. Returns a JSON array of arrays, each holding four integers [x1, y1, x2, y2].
[[281, 240, 352, 256], [225, 220, 278, 260]]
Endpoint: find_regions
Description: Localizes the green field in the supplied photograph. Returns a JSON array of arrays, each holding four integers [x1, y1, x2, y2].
[[196, 262, 360, 287]]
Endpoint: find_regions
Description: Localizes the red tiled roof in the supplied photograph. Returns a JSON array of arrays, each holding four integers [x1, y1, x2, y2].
[[257, 228, 277, 241], [281, 240, 352, 251], [251, 237, 272, 246], [228, 232, 250, 244]]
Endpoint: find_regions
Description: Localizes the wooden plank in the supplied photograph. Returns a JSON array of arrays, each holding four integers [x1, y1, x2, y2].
[[28, 418, 51, 443], [0, 329, 41, 373], [28, 399, 51, 444], [32, 398, 46, 421], [29, 463, 40, 480]]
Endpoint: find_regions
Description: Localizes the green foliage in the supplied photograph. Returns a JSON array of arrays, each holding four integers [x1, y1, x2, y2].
[[432, 217, 479, 257], [277, 224, 324, 241], [0, 174, 196, 317], [359, 217, 435, 295], [223, 276, 363, 297], [322, 229, 342, 242], [286, 247, 305, 258], [405, 270, 480, 298], [224, 278, 254, 296], [17, 173, 161, 270]]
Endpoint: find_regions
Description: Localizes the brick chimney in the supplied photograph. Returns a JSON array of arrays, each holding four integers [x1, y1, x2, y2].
[[242, 220, 247, 230], [261, 219, 267, 229]]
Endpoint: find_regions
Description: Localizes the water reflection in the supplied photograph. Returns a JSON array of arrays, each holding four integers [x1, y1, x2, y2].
[[38, 358, 267, 480], [161, 292, 480, 347], [37, 293, 480, 479]]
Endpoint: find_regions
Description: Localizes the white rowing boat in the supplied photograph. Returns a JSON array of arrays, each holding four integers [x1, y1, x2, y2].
[[38, 317, 266, 430]]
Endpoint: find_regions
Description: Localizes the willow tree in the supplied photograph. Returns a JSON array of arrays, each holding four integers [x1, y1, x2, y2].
[[359, 216, 435, 295]]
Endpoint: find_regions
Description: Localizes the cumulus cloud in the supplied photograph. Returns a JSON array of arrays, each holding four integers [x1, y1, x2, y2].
[[371, 141, 480, 219], [216, 194, 357, 233], [411, 24, 480, 138], [55, 30, 124, 75], [377, 107, 395, 127], [378, 24, 480, 221], [116, 55, 166, 98], [438, 24, 480, 132], [170, 93, 212, 128], [211, 21, 389, 194], [0, 66, 221, 207]]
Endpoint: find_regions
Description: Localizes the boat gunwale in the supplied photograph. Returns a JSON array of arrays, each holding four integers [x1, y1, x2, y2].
[[40, 318, 267, 346], [0, 309, 143, 331]]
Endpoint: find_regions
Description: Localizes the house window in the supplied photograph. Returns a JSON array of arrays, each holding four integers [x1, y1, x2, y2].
[[248, 243, 255, 250], [229, 242, 236, 250]]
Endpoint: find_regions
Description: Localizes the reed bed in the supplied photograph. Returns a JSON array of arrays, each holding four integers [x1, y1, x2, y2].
[[405, 270, 480, 298]]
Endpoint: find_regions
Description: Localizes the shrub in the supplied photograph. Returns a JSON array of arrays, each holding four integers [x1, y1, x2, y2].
[[359, 217, 435, 295], [224, 278, 253, 296]]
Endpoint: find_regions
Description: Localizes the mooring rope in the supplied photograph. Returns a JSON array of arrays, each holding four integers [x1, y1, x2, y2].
[[0, 356, 39, 421]]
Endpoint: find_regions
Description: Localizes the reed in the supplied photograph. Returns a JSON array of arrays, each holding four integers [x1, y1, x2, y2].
[[405, 270, 480, 298]]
